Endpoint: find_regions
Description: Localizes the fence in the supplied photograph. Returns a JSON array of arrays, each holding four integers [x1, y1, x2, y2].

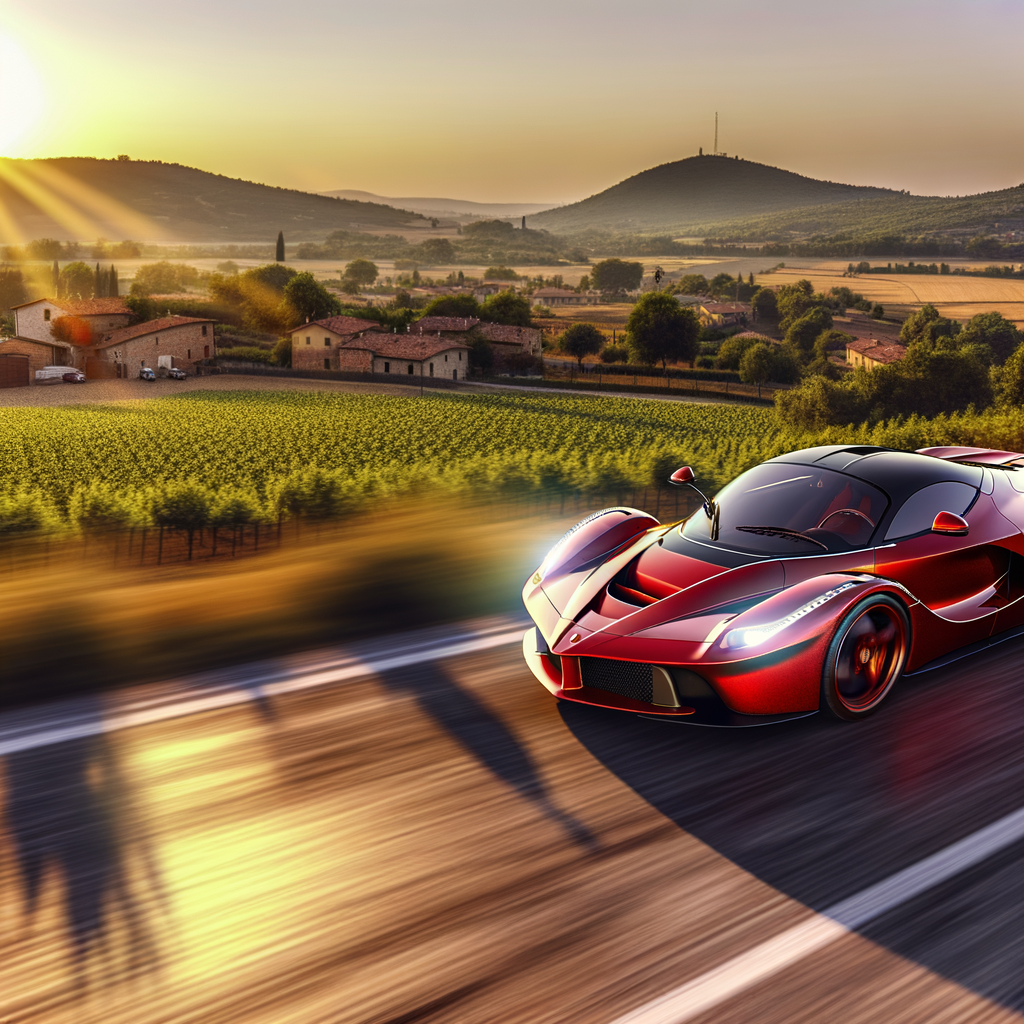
[[542, 364, 782, 401]]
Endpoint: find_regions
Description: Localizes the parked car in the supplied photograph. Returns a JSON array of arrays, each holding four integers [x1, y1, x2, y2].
[[166, 367, 187, 380], [35, 365, 79, 383], [62, 371, 87, 383], [523, 444, 1024, 725], [139, 367, 156, 381]]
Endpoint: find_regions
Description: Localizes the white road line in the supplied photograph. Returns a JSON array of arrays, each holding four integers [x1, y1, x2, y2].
[[612, 806, 1024, 1024], [0, 624, 529, 757]]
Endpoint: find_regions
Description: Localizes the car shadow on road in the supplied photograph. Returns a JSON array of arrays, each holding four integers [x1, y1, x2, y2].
[[379, 662, 597, 851], [1, 695, 168, 993], [559, 638, 1024, 1012]]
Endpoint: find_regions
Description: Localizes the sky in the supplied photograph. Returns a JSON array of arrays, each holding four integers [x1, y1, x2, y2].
[[2, 0, 1023, 204]]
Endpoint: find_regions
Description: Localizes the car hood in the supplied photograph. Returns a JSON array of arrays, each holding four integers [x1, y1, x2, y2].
[[540, 532, 787, 655]]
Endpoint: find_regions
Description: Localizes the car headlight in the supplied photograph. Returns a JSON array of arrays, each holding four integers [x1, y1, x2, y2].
[[721, 581, 859, 650]]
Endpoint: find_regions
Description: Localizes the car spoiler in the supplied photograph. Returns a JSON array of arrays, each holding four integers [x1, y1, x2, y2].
[[917, 445, 1024, 467]]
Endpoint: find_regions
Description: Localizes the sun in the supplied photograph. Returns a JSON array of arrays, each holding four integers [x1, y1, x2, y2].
[[0, 34, 44, 155]]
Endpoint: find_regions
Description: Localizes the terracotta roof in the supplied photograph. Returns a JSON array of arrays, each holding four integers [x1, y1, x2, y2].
[[702, 302, 751, 313], [411, 316, 480, 333], [95, 315, 215, 349], [290, 315, 382, 337], [12, 296, 131, 316], [340, 336, 470, 361], [846, 338, 907, 364], [476, 322, 539, 345]]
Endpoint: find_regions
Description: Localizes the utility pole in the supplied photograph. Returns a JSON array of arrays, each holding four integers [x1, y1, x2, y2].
[[714, 112, 718, 156]]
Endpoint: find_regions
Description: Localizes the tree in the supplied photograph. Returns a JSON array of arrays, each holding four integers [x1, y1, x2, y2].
[[813, 329, 854, 361], [739, 342, 774, 394], [272, 336, 292, 367], [276, 231, 285, 262], [708, 273, 735, 297], [480, 290, 532, 327], [417, 238, 456, 263], [342, 259, 379, 289], [716, 333, 762, 370], [422, 294, 481, 319], [751, 287, 778, 322], [677, 273, 709, 295], [27, 239, 63, 261], [784, 306, 833, 356], [58, 261, 95, 300], [283, 272, 341, 323], [109, 264, 119, 298], [130, 261, 200, 296], [591, 258, 644, 294], [51, 315, 94, 346], [484, 266, 518, 281], [900, 304, 951, 346], [776, 279, 815, 329], [246, 263, 297, 291], [0, 267, 27, 312], [559, 323, 604, 369], [957, 311, 1023, 365], [626, 292, 700, 369], [997, 343, 1024, 406]]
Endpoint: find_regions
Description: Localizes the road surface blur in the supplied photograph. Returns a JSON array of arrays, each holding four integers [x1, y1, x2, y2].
[[1, 618, 1023, 1023]]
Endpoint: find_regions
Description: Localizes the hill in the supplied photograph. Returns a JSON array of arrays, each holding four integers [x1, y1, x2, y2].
[[320, 189, 560, 221], [530, 155, 902, 233], [0, 158, 427, 244]]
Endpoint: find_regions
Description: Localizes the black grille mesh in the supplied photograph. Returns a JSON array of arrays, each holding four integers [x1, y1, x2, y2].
[[579, 658, 654, 703]]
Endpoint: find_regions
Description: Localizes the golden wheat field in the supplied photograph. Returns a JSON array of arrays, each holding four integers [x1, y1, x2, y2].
[[767, 263, 1024, 326]]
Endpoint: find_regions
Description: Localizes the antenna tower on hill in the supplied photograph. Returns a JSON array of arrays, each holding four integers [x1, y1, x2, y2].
[[714, 112, 718, 156]]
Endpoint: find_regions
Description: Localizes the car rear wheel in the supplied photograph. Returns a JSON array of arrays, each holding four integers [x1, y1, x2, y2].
[[821, 595, 909, 721]]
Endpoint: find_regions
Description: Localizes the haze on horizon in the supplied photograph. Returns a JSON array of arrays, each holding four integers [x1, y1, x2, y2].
[[2, 0, 1022, 206]]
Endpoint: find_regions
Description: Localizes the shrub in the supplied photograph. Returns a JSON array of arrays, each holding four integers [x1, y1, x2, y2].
[[600, 344, 629, 363], [217, 346, 276, 364]]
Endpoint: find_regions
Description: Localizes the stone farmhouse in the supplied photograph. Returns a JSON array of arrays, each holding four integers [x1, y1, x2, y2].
[[699, 301, 751, 328], [846, 338, 907, 370], [288, 314, 540, 377], [0, 296, 213, 381]]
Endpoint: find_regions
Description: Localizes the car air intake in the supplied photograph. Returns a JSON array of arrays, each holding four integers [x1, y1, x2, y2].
[[579, 657, 653, 704]]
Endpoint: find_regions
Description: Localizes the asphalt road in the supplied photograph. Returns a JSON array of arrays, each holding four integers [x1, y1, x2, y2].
[[2, 617, 1024, 1023]]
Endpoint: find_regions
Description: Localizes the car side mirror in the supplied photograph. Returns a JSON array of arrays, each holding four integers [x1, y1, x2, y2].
[[669, 466, 695, 486], [932, 511, 969, 536]]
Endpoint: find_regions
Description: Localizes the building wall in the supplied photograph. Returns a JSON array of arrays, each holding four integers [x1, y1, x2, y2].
[[336, 347, 373, 372], [102, 321, 212, 374], [289, 328, 381, 371], [370, 349, 465, 378], [0, 337, 73, 376], [14, 302, 131, 342]]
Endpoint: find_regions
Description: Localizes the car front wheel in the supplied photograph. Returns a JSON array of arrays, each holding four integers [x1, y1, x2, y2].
[[821, 594, 909, 721]]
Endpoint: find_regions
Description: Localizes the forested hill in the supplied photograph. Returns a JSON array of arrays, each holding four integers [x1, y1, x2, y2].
[[0, 158, 427, 243], [530, 156, 900, 233]]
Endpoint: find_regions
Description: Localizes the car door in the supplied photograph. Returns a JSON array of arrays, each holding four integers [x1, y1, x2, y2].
[[874, 479, 1013, 651]]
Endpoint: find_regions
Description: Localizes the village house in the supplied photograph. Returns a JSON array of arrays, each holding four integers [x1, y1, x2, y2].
[[0, 296, 136, 379], [406, 316, 541, 370], [287, 315, 384, 371], [699, 301, 751, 328], [338, 334, 470, 379], [91, 315, 215, 377], [846, 337, 907, 370], [12, 296, 133, 342], [530, 287, 600, 307]]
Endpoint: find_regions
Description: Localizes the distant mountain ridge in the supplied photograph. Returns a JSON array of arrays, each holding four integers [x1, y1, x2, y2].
[[320, 189, 562, 220], [0, 158, 428, 244], [530, 155, 903, 233]]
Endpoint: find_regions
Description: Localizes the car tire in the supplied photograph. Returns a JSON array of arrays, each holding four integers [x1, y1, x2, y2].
[[821, 594, 909, 721]]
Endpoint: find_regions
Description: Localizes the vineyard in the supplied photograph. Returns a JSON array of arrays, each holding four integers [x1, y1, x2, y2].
[[2, 388, 1024, 551]]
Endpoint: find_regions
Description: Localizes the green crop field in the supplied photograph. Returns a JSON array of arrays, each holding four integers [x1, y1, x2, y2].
[[2, 389, 1024, 537]]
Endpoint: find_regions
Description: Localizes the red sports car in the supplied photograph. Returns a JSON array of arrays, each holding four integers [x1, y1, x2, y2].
[[522, 445, 1024, 724]]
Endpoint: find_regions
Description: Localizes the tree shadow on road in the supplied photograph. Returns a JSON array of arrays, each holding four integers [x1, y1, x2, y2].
[[1, 694, 168, 994], [379, 662, 597, 851]]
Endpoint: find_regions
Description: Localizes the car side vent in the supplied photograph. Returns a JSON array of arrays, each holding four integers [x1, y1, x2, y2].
[[579, 658, 653, 704]]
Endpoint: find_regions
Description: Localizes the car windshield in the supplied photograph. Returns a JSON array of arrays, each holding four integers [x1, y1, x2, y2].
[[679, 463, 889, 555]]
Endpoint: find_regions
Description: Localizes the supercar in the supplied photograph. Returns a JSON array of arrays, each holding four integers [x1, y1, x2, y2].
[[522, 445, 1024, 724]]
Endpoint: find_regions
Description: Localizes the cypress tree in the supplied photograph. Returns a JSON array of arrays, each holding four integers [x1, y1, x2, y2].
[[110, 264, 118, 297], [52, 258, 60, 296], [275, 231, 285, 262], [95, 262, 102, 297]]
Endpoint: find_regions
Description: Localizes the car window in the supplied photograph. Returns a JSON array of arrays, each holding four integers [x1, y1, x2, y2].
[[677, 463, 888, 555], [884, 481, 977, 540]]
